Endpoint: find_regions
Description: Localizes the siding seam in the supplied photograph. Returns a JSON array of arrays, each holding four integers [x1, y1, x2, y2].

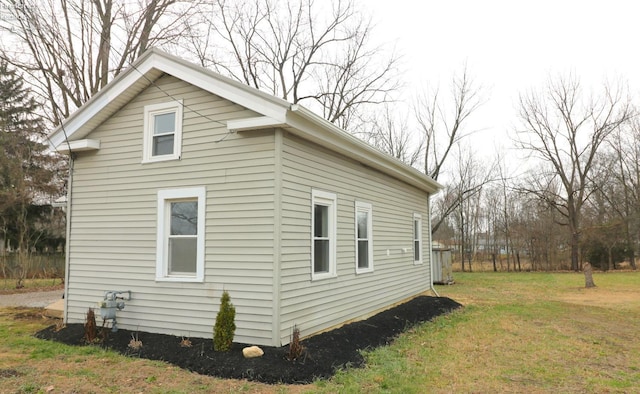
[[272, 128, 283, 346]]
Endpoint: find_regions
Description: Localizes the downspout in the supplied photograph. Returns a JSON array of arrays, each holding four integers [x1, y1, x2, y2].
[[63, 154, 75, 323], [428, 195, 440, 297]]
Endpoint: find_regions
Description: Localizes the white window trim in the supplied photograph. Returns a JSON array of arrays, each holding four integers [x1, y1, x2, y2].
[[413, 212, 423, 265], [156, 187, 206, 282], [142, 100, 183, 163], [355, 201, 373, 274], [311, 189, 337, 281]]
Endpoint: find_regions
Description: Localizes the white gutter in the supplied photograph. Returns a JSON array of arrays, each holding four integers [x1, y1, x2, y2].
[[62, 155, 74, 322], [288, 104, 443, 195]]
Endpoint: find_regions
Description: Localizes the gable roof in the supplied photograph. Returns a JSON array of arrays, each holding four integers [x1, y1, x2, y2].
[[49, 48, 442, 194]]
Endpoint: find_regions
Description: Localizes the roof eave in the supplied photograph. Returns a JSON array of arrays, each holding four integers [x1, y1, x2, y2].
[[287, 104, 443, 195], [48, 48, 292, 151], [48, 48, 161, 150]]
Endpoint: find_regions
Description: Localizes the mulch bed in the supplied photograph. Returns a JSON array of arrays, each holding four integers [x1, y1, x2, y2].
[[35, 296, 462, 384]]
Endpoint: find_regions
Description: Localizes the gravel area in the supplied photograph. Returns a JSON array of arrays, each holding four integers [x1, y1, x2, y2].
[[0, 289, 63, 308]]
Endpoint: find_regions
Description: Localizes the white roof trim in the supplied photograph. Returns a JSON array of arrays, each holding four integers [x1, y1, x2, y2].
[[57, 139, 101, 153], [48, 59, 158, 148], [227, 116, 286, 132], [48, 48, 290, 150], [48, 48, 442, 195], [287, 105, 443, 194]]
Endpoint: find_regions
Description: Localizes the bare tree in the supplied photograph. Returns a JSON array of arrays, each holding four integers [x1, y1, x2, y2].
[[611, 122, 640, 269], [483, 186, 503, 271], [358, 105, 423, 169], [196, 0, 400, 130], [513, 188, 566, 271], [496, 158, 522, 271], [481, 161, 519, 272], [516, 75, 632, 271], [582, 166, 627, 271], [586, 122, 640, 270], [0, 0, 199, 125], [412, 67, 490, 235], [434, 144, 492, 270], [416, 66, 483, 181]]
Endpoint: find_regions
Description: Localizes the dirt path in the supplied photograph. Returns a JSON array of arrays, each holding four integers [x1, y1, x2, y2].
[[0, 289, 63, 308]]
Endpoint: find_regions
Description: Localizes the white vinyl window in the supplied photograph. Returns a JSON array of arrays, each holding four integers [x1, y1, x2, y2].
[[143, 100, 183, 163], [311, 190, 337, 280], [355, 201, 373, 274], [156, 187, 205, 282], [413, 213, 423, 265]]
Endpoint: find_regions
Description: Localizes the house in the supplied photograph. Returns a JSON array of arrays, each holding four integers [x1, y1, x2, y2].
[[48, 48, 442, 347]]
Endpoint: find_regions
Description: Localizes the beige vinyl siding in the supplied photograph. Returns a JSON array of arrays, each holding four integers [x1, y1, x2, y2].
[[279, 132, 431, 343], [66, 75, 277, 345]]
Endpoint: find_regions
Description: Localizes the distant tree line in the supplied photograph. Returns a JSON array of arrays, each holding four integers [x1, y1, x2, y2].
[[431, 77, 637, 272]]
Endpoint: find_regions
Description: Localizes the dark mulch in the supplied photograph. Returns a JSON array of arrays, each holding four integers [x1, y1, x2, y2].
[[35, 296, 462, 384]]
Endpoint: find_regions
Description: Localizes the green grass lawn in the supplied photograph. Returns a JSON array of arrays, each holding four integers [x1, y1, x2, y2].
[[317, 271, 640, 393], [1, 271, 638, 393]]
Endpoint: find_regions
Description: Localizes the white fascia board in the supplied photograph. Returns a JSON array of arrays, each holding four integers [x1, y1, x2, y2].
[[49, 52, 157, 149], [157, 55, 289, 120], [49, 48, 291, 149], [56, 139, 101, 153], [227, 116, 286, 132], [288, 105, 443, 195]]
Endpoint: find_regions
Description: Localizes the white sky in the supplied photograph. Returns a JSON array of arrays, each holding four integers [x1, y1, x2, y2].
[[365, 0, 640, 158]]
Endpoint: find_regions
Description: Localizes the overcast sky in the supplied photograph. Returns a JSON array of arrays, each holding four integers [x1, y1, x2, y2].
[[365, 0, 640, 156]]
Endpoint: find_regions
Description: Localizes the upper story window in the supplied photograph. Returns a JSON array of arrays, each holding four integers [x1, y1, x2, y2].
[[156, 187, 206, 282], [143, 100, 183, 163], [355, 201, 373, 274], [413, 213, 423, 265], [311, 190, 337, 280]]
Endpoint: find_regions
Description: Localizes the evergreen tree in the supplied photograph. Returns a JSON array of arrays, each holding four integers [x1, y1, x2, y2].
[[213, 290, 236, 351], [0, 61, 60, 286]]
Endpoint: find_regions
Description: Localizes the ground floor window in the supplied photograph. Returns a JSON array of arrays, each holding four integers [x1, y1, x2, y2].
[[355, 201, 373, 273], [413, 213, 422, 264], [156, 187, 206, 282], [311, 190, 337, 280]]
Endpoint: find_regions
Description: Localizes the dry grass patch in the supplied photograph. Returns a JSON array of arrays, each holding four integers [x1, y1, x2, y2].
[[0, 278, 64, 294], [557, 282, 640, 310], [316, 271, 640, 393]]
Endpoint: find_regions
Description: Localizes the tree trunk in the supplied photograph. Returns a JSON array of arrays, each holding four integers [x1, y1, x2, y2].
[[571, 232, 580, 271], [584, 262, 596, 288], [492, 253, 497, 272], [625, 222, 636, 270]]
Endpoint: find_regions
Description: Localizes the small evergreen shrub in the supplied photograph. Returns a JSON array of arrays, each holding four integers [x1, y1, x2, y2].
[[213, 290, 236, 351]]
